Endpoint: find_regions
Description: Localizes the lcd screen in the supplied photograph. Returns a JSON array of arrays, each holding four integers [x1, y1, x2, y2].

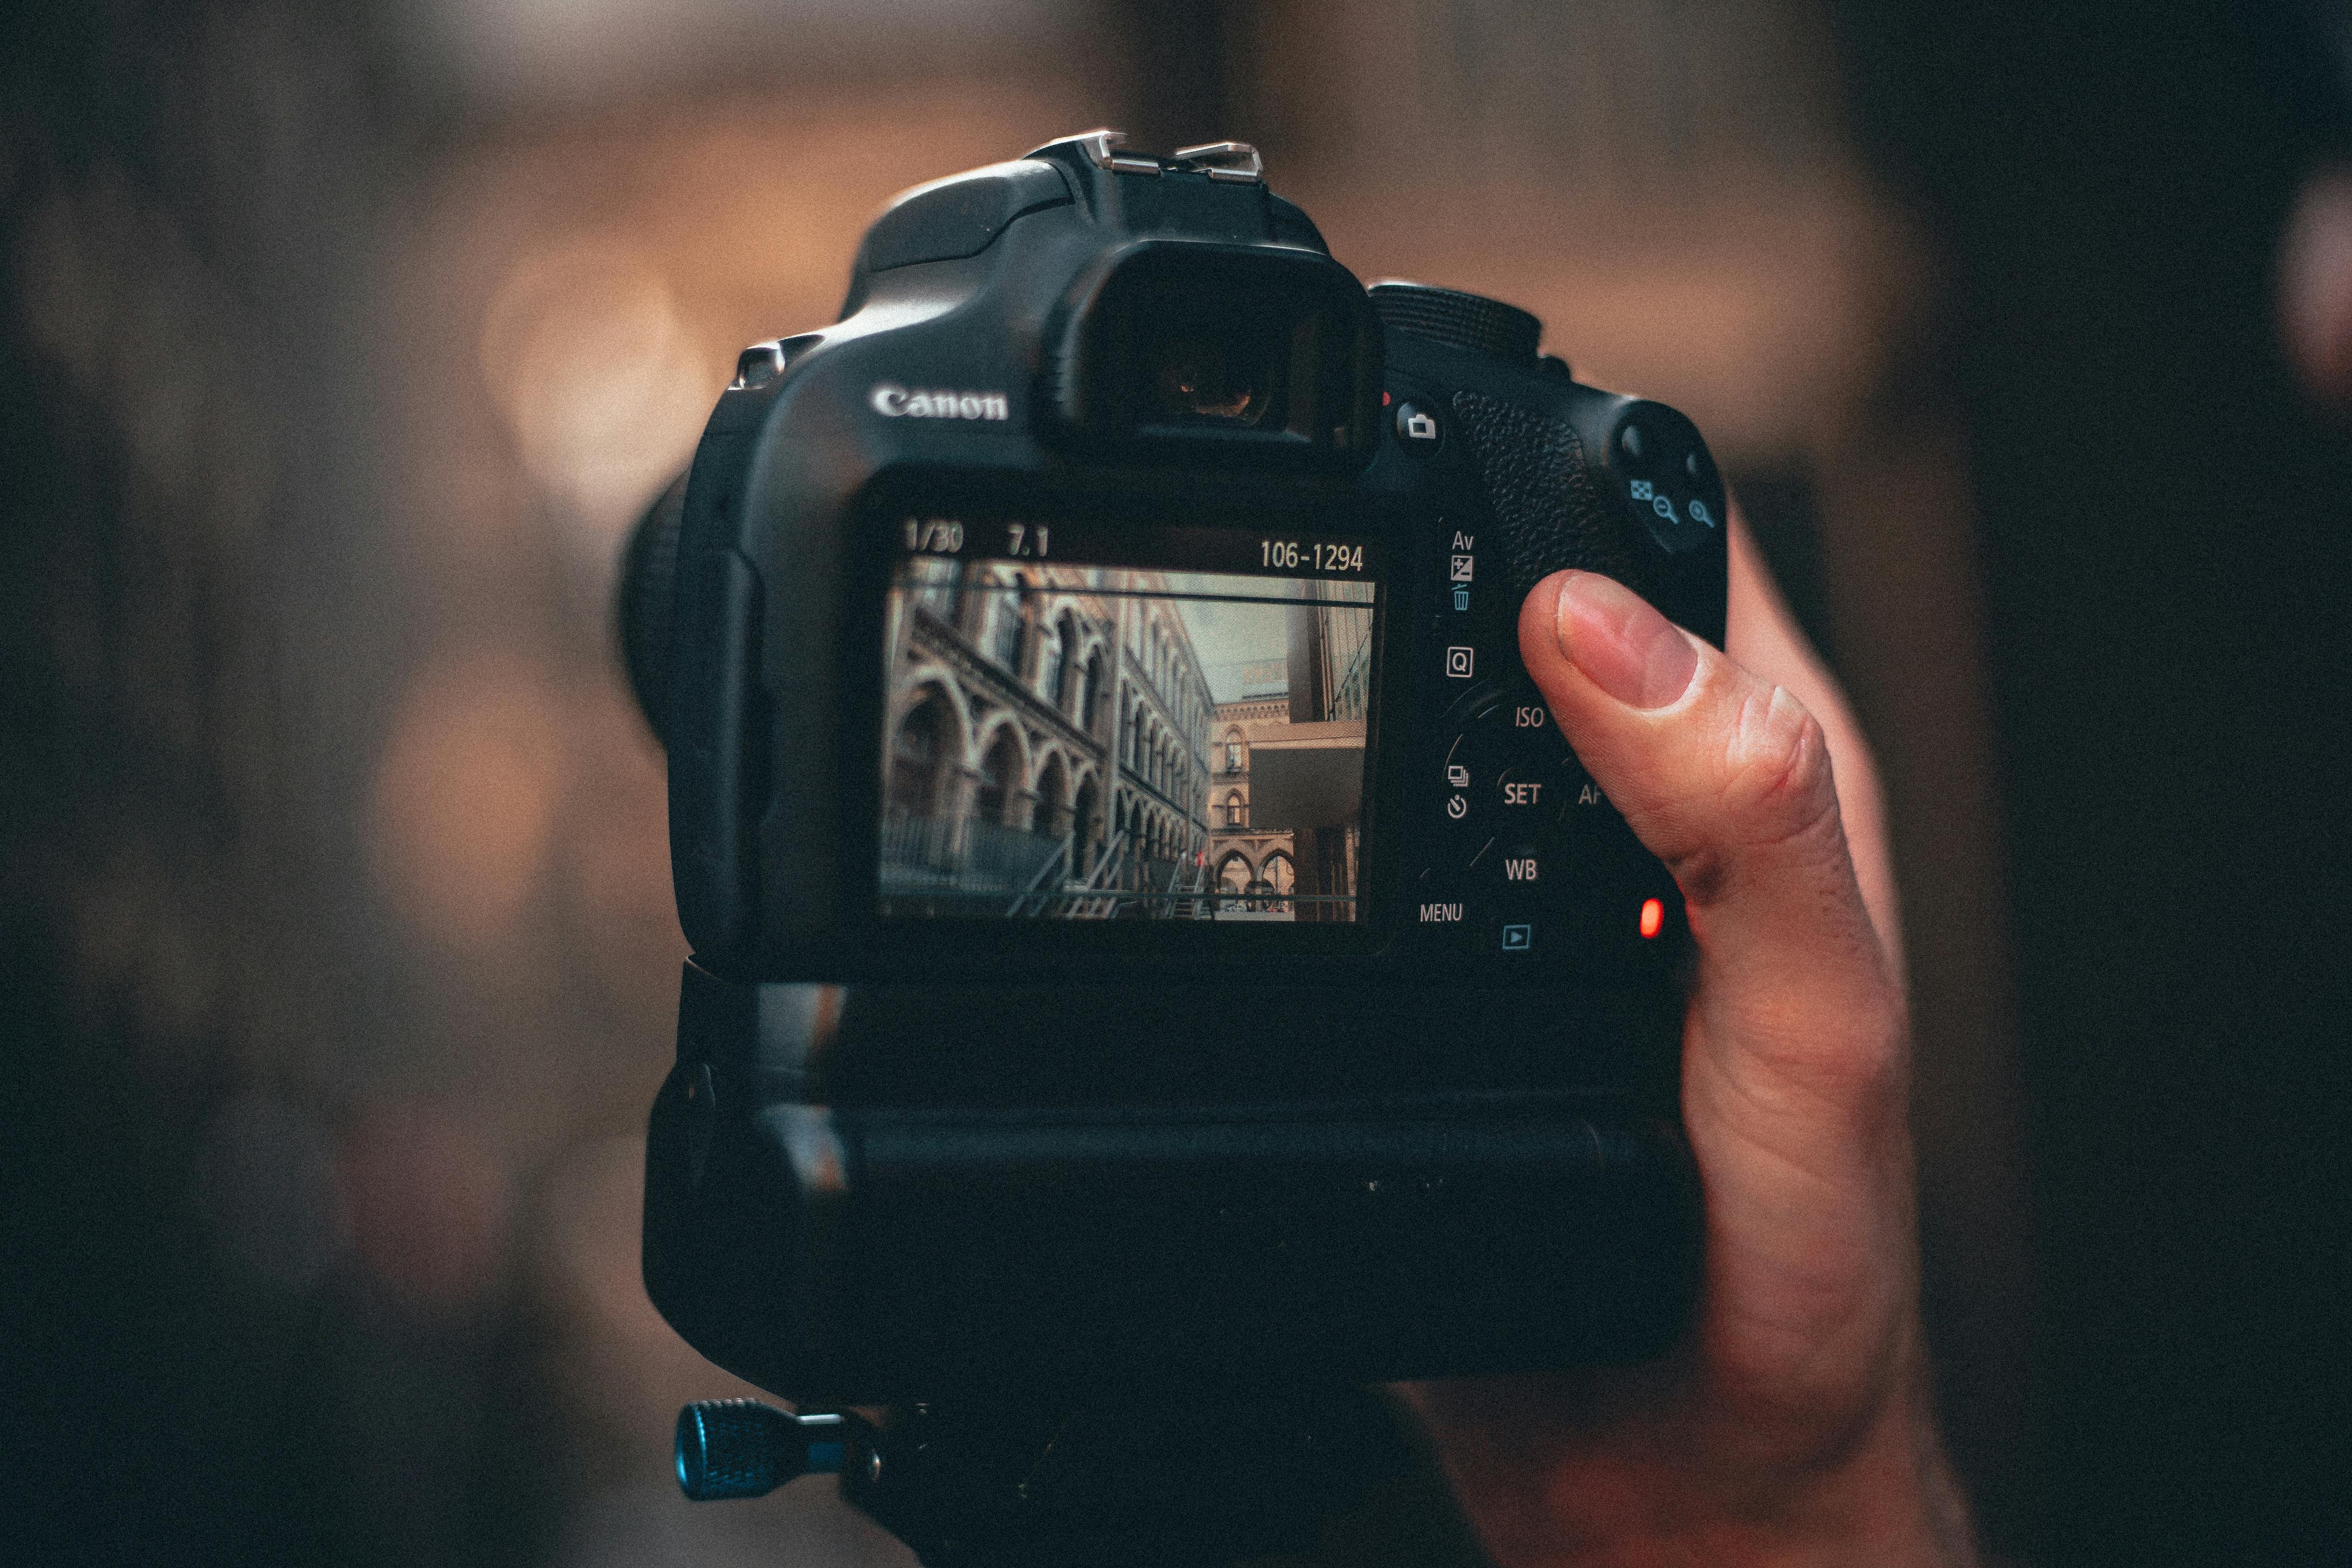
[[878, 517, 1378, 922]]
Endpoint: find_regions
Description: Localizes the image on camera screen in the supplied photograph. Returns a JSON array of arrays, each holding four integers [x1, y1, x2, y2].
[[880, 550, 1376, 922]]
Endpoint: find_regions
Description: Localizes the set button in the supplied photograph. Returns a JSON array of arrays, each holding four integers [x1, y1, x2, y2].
[[1495, 761, 1553, 815]]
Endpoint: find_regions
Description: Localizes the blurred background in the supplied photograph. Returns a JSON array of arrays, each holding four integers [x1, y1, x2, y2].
[[4, 2, 2346, 1565]]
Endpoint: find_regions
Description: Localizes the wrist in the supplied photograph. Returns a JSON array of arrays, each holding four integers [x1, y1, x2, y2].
[[1736, 1396, 1979, 1568], [1524, 1410, 1966, 1568], [1604, 1396, 1979, 1568], [1421, 1367, 1979, 1568]]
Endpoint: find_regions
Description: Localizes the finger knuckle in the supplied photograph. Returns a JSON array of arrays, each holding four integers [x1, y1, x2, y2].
[[1808, 992, 1913, 1124], [1718, 684, 1840, 854], [1725, 983, 1912, 1135], [1830, 996, 1912, 1112]]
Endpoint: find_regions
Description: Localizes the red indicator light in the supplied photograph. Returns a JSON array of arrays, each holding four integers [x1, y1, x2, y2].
[[1381, 390, 1392, 407], [1639, 897, 1665, 939]]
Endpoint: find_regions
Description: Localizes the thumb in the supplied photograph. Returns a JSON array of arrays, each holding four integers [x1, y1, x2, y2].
[[1518, 570, 1903, 1146]]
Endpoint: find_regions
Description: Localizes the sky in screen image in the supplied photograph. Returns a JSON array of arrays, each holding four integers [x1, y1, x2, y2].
[[1164, 571, 1370, 703]]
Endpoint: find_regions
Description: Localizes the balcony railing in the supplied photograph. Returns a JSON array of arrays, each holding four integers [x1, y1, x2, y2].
[[879, 814, 1063, 898]]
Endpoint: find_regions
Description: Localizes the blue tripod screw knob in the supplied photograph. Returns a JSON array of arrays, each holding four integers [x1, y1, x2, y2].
[[675, 1400, 848, 1500]]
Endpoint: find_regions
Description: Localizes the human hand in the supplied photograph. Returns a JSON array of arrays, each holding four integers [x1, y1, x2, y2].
[[1406, 527, 1976, 1567]]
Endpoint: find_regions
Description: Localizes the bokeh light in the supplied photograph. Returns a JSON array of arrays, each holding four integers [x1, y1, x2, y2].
[[479, 236, 712, 542]]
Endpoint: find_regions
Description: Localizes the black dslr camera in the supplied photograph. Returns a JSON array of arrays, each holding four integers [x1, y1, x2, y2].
[[619, 131, 1727, 1560]]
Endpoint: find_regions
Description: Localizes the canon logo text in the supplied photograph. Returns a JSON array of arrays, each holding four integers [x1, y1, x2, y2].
[[869, 383, 1010, 421]]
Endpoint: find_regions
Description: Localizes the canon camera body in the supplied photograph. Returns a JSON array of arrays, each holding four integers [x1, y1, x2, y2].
[[624, 132, 1730, 1405]]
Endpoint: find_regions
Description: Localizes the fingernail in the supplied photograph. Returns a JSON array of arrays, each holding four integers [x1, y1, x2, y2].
[[1552, 571, 1698, 710]]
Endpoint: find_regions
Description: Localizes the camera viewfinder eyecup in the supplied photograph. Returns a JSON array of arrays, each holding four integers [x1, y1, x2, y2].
[[1048, 242, 1382, 461]]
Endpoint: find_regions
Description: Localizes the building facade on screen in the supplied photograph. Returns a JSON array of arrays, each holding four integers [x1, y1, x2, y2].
[[880, 555, 1371, 921], [880, 556, 1214, 916]]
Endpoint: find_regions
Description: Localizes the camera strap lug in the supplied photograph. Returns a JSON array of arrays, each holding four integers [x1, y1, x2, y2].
[[1049, 129, 1269, 185], [1170, 142, 1266, 184], [1067, 128, 1165, 176]]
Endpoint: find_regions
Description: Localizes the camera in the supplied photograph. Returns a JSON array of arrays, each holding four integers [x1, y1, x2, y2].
[[620, 131, 1727, 1415]]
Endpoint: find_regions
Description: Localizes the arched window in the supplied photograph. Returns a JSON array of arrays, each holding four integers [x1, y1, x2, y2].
[[975, 730, 1020, 825], [1035, 755, 1072, 843], [1035, 612, 1064, 704], [915, 565, 956, 622], [1049, 615, 1079, 710], [1081, 650, 1104, 733], [1257, 851, 1294, 913], [1222, 730, 1244, 773], [988, 583, 1024, 671], [1072, 776, 1102, 875], [890, 694, 950, 820], [1225, 790, 1246, 828]]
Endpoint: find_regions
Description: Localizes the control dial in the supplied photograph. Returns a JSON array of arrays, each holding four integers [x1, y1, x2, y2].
[[1414, 680, 1681, 959], [1368, 283, 1543, 362]]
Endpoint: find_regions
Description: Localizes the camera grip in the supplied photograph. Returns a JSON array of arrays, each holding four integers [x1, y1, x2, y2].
[[1450, 389, 1647, 611]]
